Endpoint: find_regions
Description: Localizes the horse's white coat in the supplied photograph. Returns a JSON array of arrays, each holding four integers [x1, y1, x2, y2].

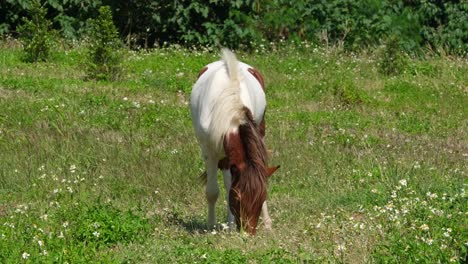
[[190, 49, 270, 229]]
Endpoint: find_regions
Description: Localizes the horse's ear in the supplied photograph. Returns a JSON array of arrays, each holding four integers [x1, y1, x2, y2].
[[266, 165, 280, 178]]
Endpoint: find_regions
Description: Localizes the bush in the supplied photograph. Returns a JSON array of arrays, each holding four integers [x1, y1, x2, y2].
[[1, 0, 102, 40], [379, 36, 408, 76], [333, 79, 369, 107], [17, 0, 56, 62], [1, 0, 466, 54], [85, 6, 123, 81]]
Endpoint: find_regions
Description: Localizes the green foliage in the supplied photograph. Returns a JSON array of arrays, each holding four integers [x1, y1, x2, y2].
[[1, 0, 102, 39], [156, 0, 261, 48], [333, 79, 369, 107], [1, 0, 467, 53], [261, 0, 387, 49], [415, 1, 467, 54], [378, 36, 408, 76], [17, 0, 56, 62], [70, 204, 151, 247], [85, 6, 123, 81]]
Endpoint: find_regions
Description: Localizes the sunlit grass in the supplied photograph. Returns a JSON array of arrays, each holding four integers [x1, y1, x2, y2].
[[0, 43, 466, 262]]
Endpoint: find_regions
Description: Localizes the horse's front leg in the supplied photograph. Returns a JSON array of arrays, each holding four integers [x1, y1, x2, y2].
[[222, 169, 235, 229], [205, 158, 219, 229], [261, 201, 272, 230]]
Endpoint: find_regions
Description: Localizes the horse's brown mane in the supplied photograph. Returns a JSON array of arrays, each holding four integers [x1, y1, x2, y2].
[[229, 107, 268, 230]]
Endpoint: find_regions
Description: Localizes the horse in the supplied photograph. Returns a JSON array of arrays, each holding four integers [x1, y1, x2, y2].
[[190, 49, 279, 235]]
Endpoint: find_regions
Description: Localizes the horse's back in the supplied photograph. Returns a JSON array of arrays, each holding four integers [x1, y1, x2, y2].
[[190, 60, 266, 153]]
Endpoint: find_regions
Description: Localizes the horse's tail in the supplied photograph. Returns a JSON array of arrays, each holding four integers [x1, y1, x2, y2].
[[208, 49, 247, 152]]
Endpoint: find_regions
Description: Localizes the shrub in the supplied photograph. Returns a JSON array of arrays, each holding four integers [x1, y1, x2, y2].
[[333, 79, 369, 107], [1, 0, 466, 53], [379, 36, 408, 76], [17, 0, 56, 62], [85, 6, 123, 81]]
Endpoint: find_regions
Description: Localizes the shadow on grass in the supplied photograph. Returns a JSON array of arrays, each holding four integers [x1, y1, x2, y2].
[[166, 211, 208, 234]]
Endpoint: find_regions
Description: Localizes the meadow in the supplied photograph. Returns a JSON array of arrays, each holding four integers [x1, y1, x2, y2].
[[0, 42, 466, 263]]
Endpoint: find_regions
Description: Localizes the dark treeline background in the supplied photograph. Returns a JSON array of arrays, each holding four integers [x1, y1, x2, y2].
[[0, 0, 466, 54]]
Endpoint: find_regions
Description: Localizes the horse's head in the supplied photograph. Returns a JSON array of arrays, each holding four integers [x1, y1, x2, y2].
[[228, 163, 279, 234], [224, 111, 280, 234]]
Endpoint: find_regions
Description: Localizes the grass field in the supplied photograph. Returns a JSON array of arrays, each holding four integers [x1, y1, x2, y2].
[[0, 42, 466, 263]]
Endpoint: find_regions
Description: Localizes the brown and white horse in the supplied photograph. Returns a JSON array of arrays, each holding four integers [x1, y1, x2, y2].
[[190, 49, 279, 235]]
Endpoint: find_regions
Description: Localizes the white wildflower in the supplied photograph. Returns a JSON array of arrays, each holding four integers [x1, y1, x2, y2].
[[22, 252, 30, 259], [419, 224, 429, 231], [399, 179, 407, 187], [93, 231, 100, 237], [426, 192, 438, 199], [337, 243, 346, 252]]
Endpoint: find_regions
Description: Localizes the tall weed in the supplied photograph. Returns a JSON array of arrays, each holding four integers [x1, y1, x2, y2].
[[85, 6, 123, 81], [17, 0, 56, 62]]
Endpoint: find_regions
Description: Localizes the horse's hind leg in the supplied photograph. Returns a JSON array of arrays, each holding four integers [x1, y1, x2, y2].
[[205, 158, 219, 229]]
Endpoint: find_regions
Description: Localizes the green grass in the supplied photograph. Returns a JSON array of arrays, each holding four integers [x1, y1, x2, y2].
[[0, 43, 466, 263]]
